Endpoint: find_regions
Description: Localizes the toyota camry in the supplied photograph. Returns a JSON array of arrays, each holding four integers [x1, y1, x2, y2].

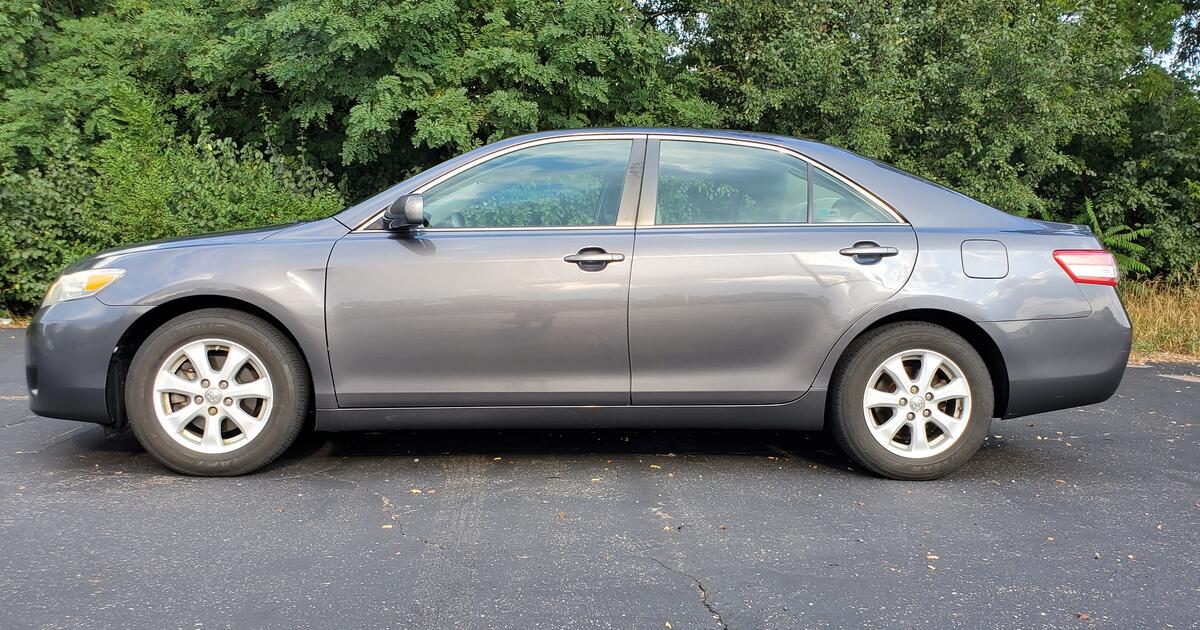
[[26, 129, 1131, 479]]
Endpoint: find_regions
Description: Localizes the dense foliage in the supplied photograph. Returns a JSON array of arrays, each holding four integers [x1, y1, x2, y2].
[[1, 0, 1198, 314]]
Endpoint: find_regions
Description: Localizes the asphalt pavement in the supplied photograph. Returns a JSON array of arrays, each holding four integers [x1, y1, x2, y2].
[[0, 331, 1196, 629]]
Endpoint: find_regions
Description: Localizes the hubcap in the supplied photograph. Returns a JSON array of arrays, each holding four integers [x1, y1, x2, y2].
[[862, 349, 971, 459], [152, 338, 274, 454]]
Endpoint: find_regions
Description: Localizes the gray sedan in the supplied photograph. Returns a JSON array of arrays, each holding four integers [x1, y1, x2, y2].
[[25, 129, 1131, 479]]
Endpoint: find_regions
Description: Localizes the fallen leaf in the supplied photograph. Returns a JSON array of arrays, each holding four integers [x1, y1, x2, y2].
[[381, 524, 394, 529], [663, 526, 672, 532], [1055, 479, 1066, 485], [666, 623, 673, 629], [1077, 612, 1090, 620], [557, 511, 567, 521], [1046, 536, 1055, 542], [649, 464, 661, 469], [409, 488, 422, 494]]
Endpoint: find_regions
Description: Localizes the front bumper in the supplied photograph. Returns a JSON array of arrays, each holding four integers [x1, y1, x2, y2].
[[983, 285, 1132, 419], [26, 298, 149, 424]]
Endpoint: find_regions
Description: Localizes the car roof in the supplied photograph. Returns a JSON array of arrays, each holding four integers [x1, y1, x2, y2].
[[335, 128, 1029, 230]]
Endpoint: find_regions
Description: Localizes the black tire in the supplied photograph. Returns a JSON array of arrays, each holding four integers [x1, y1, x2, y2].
[[125, 308, 310, 476], [828, 322, 993, 480]]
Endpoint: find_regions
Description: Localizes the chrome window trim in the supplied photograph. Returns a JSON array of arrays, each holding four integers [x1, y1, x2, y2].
[[636, 222, 907, 230], [643, 134, 907, 226], [352, 131, 909, 233], [354, 133, 646, 232]]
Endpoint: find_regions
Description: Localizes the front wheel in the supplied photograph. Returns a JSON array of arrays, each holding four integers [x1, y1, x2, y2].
[[828, 322, 994, 480], [125, 308, 310, 476]]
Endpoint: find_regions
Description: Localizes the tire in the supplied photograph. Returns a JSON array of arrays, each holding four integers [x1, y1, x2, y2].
[[828, 322, 993, 480], [125, 308, 310, 476]]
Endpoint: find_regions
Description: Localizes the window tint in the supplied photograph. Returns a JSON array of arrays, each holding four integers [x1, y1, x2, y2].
[[655, 141, 809, 225], [422, 140, 632, 228], [811, 167, 894, 223]]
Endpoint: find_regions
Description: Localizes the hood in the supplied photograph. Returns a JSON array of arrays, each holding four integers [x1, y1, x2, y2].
[[66, 224, 292, 272]]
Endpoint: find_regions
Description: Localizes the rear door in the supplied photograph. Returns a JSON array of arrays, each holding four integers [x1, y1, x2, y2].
[[628, 138, 917, 405], [326, 136, 645, 407]]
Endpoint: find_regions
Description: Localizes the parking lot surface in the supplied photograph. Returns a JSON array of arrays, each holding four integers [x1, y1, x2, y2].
[[0, 332, 1196, 629]]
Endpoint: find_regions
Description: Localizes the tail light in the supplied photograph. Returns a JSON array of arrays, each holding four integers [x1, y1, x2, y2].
[[1053, 250, 1119, 286]]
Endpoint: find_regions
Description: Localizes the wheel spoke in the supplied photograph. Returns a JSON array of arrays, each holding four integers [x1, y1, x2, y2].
[[909, 420, 931, 455], [881, 356, 914, 391], [161, 403, 202, 433], [224, 377, 271, 400], [200, 415, 223, 449], [181, 342, 216, 381], [155, 371, 202, 396], [218, 345, 250, 382], [930, 378, 969, 403], [225, 406, 264, 439], [929, 410, 967, 440], [916, 352, 942, 392], [871, 413, 907, 442], [864, 387, 899, 409]]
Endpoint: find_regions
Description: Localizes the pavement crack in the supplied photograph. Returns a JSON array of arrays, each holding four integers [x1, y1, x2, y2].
[[642, 556, 727, 629], [380, 495, 447, 550]]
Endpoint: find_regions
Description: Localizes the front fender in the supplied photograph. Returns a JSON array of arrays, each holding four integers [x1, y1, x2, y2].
[[92, 219, 347, 409]]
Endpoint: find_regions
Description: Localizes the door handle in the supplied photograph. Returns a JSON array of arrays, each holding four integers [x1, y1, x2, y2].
[[564, 248, 625, 270], [839, 242, 899, 263]]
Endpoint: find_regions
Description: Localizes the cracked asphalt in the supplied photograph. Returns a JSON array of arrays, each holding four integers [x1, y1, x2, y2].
[[0, 331, 1197, 629]]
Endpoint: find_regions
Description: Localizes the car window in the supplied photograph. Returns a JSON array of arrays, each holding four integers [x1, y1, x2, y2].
[[421, 140, 632, 228], [655, 141, 809, 225], [811, 167, 895, 223]]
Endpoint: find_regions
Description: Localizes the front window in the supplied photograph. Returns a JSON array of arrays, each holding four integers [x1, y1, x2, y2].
[[421, 140, 633, 228]]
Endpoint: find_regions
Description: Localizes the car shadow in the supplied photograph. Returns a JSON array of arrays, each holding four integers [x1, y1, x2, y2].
[[275, 426, 856, 471]]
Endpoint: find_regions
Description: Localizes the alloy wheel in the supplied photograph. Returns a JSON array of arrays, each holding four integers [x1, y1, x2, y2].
[[861, 349, 972, 458], [151, 338, 274, 454]]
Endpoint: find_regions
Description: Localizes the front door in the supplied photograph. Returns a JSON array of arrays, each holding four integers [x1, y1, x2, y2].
[[326, 137, 644, 407], [628, 138, 918, 405]]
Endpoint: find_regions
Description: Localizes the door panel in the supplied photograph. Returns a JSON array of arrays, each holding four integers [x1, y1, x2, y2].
[[327, 229, 634, 407], [628, 225, 916, 404], [326, 137, 644, 408], [628, 138, 916, 405]]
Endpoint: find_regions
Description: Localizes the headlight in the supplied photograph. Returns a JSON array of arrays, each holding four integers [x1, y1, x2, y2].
[[42, 269, 126, 307]]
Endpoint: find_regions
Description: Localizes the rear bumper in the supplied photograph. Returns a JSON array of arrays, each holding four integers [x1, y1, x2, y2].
[[25, 298, 148, 424], [983, 286, 1131, 419]]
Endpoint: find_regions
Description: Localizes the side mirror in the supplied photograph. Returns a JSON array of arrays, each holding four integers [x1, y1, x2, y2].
[[382, 194, 425, 231]]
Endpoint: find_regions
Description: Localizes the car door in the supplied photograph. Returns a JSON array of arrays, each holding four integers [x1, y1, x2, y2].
[[326, 136, 645, 407], [628, 137, 917, 405]]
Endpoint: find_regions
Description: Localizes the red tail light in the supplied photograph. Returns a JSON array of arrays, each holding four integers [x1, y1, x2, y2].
[[1053, 250, 1119, 286]]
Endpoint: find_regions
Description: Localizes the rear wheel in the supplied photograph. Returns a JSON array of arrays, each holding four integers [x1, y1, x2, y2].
[[125, 308, 309, 476], [828, 322, 993, 480]]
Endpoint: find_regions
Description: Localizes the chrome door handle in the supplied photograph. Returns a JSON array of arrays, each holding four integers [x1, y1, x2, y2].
[[839, 245, 898, 257], [564, 248, 625, 270], [564, 252, 625, 263]]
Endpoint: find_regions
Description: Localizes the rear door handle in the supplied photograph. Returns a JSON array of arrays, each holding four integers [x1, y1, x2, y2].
[[840, 242, 899, 263], [564, 248, 625, 270]]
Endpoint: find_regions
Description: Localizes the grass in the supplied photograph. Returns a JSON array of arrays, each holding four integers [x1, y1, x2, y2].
[[1121, 277, 1200, 362]]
